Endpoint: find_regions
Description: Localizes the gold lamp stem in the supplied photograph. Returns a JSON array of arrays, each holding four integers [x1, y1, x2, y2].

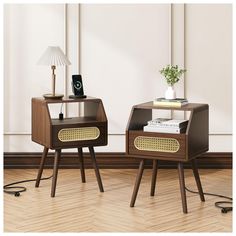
[[43, 64, 63, 99], [51, 65, 56, 96]]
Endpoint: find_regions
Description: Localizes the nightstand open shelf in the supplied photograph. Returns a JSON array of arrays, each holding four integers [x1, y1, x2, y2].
[[126, 102, 208, 162], [32, 97, 107, 150], [32, 96, 107, 197], [126, 101, 209, 213]]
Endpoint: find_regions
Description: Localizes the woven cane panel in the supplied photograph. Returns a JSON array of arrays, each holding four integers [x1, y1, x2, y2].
[[134, 136, 180, 153], [58, 127, 100, 142]]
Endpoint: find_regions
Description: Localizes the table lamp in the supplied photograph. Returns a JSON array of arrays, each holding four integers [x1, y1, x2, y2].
[[37, 46, 71, 99]]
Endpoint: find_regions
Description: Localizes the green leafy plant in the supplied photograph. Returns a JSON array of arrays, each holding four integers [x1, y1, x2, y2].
[[160, 65, 186, 86]]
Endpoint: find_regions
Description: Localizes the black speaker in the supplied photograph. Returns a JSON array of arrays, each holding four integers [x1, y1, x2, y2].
[[69, 75, 86, 99]]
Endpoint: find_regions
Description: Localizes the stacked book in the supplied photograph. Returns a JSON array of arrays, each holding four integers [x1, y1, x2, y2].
[[143, 118, 188, 134], [153, 98, 188, 107]]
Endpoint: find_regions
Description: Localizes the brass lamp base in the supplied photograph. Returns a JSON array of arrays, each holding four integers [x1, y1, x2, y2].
[[43, 94, 64, 99]]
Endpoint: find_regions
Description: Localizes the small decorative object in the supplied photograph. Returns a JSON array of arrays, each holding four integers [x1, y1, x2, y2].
[[165, 86, 176, 100], [37, 46, 71, 99], [69, 75, 87, 99], [160, 65, 186, 99]]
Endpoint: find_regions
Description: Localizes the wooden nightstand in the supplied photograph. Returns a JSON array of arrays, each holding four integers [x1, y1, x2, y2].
[[126, 102, 209, 213], [32, 96, 107, 197]]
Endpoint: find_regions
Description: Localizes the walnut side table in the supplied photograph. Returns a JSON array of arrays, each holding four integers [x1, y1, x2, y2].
[[32, 97, 107, 197], [126, 102, 209, 213]]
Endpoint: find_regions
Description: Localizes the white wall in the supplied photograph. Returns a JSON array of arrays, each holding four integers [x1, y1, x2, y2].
[[4, 4, 65, 133], [4, 4, 232, 153], [80, 4, 170, 134], [185, 4, 232, 134]]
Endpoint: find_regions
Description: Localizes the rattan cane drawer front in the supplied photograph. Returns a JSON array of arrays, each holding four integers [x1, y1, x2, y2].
[[58, 127, 100, 142], [52, 122, 107, 149], [134, 136, 180, 153], [128, 131, 186, 161]]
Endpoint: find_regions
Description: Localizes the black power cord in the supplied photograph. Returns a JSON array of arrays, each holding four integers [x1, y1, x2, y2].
[[59, 102, 64, 120], [4, 175, 53, 197], [185, 186, 233, 213]]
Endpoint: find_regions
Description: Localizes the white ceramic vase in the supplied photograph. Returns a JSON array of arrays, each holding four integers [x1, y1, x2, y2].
[[165, 86, 176, 99]]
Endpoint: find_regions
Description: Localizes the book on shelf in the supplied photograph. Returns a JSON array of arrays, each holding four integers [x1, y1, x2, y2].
[[147, 118, 188, 128], [147, 118, 171, 124], [143, 125, 186, 134], [153, 98, 188, 107]]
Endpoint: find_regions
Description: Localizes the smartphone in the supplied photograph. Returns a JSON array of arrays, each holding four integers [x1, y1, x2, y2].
[[71, 75, 85, 96]]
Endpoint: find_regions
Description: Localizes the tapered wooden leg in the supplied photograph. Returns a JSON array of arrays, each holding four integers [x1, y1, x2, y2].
[[51, 149, 61, 197], [191, 159, 205, 202], [89, 146, 104, 192], [78, 148, 86, 183], [150, 159, 158, 196], [35, 147, 48, 187], [130, 159, 145, 207], [177, 162, 188, 214]]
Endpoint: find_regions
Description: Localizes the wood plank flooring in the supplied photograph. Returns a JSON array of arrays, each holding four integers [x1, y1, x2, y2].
[[4, 168, 232, 232]]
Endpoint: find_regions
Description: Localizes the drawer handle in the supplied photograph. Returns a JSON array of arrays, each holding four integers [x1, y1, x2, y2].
[[58, 127, 100, 142], [134, 136, 180, 153]]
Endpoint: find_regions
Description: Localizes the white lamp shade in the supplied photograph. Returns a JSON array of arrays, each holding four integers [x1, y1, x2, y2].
[[37, 46, 71, 66]]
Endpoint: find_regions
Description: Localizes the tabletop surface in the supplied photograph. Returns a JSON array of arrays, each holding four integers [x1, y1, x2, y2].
[[134, 102, 208, 111], [32, 96, 101, 104]]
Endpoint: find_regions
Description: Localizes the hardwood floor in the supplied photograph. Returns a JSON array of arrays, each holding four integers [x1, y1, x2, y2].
[[4, 168, 232, 232]]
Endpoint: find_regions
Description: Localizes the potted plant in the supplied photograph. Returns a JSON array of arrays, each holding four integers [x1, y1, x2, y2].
[[160, 65, 186, 99]]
